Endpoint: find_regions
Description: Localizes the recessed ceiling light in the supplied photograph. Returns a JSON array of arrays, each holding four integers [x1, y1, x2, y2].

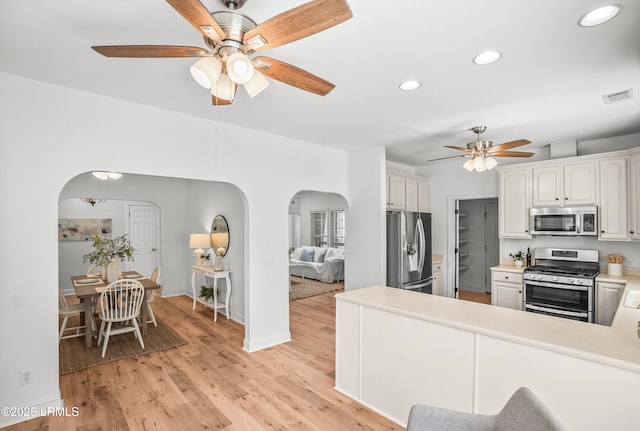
[[473, 50, 502, 65], [399, 80, 421, 91], [579, 5, 621, 27]]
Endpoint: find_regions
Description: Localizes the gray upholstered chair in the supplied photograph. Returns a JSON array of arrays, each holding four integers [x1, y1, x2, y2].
[[406, 387, 565, 431]]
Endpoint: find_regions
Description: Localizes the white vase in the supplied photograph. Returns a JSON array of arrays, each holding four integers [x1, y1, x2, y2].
[[515, 260, 523, 268], [106, 258, 120, 283]]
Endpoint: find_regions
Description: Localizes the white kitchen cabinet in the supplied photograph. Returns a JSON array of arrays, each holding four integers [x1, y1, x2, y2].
[[418, 180, 430, 213], [387, 174, 406, 210], [630, 149, 640, 240], [498, 168, 531, 238], [405, 178, 419, 212], [596, 280, 625, 326], [386, 171, 430, 212], [532, 161, 596, 207], [491, 270, 523, 310], [432, 261, 444, 296], [599, 157, 628, 240]]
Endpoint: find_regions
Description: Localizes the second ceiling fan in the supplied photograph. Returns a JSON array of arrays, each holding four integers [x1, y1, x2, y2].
[[429, 126, 534, 172], [91, 0, 353, 105]]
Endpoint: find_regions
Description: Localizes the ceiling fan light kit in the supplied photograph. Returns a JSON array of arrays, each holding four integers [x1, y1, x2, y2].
[[91, 0, 353, 106]]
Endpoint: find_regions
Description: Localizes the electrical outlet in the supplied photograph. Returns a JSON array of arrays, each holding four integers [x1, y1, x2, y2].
[[20, 370, 32, 385]]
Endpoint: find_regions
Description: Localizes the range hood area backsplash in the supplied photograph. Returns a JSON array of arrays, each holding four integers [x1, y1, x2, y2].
[[502, 237, 640, 270]]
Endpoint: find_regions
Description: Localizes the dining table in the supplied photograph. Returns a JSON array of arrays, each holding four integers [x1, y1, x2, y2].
[[71, 271, 161, 348]]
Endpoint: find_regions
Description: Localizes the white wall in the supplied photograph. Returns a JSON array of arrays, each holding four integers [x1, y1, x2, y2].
[[0, 72, 386, 426]]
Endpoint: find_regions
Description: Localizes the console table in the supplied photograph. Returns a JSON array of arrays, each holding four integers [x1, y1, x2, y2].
[[191, 266, 232, 322]]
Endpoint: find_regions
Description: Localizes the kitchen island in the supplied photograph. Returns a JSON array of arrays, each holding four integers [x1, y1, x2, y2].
[[335, 280, 640, 430]]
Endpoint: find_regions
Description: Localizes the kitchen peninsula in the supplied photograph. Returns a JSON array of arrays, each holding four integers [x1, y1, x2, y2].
[[335, 278, 640, 430]]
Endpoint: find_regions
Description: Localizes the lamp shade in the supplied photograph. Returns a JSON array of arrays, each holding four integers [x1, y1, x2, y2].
[[473, 156, 487, 172], [485, 157, 498, 170], [226, 52, 254, 84], [244, 69, 269, 98], [189, 233, 211, 249], [211, 232, 229, 255], [190, 57, 222, 89], [211, 74, 237, 101], [462, 158, 474, 171]]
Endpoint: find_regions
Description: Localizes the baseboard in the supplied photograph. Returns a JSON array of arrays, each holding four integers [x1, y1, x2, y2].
[[0, 394, 63, 428], [243, 331, 291, 353]]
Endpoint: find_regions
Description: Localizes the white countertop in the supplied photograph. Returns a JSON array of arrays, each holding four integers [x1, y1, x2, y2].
[[337, 279, 640, 373]]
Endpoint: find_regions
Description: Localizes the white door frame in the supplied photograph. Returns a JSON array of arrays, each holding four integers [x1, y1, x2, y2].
[[446, 192, 501, 298]]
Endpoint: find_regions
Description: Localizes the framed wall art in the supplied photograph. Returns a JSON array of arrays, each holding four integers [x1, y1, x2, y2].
[[58, 218, 112, 242]]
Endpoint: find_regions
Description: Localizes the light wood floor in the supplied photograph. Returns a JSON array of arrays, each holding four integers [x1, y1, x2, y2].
[[458, 289, 491, 305], [7, 293, 401, 431]]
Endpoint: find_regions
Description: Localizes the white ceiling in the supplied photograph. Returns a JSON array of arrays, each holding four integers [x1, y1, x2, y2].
[[1, 0, 639, 167]]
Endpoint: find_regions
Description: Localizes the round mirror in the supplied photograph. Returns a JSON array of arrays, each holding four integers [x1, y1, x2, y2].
[[211, 215, 229, 257]]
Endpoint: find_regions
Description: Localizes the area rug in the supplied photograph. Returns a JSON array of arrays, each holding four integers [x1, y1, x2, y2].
[[59, 320, 187, 375], [289, 276, 344, 301]]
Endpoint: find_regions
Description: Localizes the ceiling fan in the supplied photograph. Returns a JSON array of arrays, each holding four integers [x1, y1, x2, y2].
[[427, 126, 534, 172], [91, 0, 352, 105]]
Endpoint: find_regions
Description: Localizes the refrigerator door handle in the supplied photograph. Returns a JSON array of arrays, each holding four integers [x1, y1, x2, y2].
[[416, 217, 425, 273]]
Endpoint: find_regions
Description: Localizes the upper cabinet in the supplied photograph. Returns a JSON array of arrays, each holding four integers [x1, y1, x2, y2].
[[630, 149, 640, 240], [599, 157, 628, 240], [499, 168, 531, 238], [498, 147, 640, 240], [532, 161, 596, 207], [386, 171, 430, 212]]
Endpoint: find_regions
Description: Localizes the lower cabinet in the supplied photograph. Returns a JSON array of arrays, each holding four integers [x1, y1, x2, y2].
[[432, 261, 444, 296], [595, 280, 626, 326], [491, 270, 523, 310]]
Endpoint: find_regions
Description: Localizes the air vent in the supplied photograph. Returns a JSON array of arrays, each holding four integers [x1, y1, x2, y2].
[[602, 89, 634, 104]]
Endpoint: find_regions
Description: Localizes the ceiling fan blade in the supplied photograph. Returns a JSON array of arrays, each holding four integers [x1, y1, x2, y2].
[[445, 145, 473, 152], [92, 45, 209, 58], [253, 56, 334, 95], [243, 0, 353, 51], [426, 154, 468, 162], [490, 139, 531, 152], [166, 0, 226, 42], [491, 151, 535, 158], [211, 95, 234, 106]]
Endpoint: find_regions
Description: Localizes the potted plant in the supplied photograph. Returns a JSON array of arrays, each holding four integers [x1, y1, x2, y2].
[[82, 234, 136, 282], [509, 250, 525, 268]]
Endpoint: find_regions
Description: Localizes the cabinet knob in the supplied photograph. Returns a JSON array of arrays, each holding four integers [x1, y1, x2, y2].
[[631, 231, 635, 234], [555, 198, 559, 201], [565, 197, 568, 200], [505, 276, 509, 279], [601, 230, 605, 234]]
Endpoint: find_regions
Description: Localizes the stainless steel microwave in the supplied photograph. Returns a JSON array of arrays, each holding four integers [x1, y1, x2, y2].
[[530, 206, 598, 236]]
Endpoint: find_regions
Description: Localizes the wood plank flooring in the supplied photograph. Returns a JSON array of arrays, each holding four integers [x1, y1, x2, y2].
[[7, 292, 402, 431], [458, 290, 491, 305]]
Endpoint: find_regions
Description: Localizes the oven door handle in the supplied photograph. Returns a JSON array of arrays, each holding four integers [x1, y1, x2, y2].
[[525, 304, 589, 319], [524, 279, 589, 291]]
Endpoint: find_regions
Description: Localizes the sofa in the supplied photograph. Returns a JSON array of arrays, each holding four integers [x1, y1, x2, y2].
[[289, 246, 345, 283]]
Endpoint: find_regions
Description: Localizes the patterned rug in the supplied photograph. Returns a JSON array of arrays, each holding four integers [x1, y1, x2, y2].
[[59, 319, 187, 375], [289, 276, 344, 301]]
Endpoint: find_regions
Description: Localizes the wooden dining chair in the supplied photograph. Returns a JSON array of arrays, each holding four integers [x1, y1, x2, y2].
[[58, 288, 96, 343], [97, 280, 145, 358], [146, 266, 162, 327]]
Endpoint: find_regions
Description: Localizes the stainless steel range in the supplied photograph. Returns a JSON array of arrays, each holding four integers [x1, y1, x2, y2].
[[523, 248, 600, 322]]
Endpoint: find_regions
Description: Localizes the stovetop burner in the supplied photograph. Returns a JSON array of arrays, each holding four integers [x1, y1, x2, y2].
[[525, 264, 599, 278]]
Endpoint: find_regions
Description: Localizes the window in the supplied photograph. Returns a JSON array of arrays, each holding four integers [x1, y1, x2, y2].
[[311, 211, 328, 247], [311, 209, 345, 248], [331, 210, 345, 248]]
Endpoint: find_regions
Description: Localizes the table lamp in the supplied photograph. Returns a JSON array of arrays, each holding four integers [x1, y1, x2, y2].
[[189, 233, 211, 266], [211, 232, 229, 271]]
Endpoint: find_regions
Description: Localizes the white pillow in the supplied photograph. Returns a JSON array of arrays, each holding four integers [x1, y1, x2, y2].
[[328, 248, 345, 261], [290, 248, 302, 260]]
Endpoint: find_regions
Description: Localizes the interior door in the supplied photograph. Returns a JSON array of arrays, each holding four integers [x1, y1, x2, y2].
[[128, 204, 158, 277]]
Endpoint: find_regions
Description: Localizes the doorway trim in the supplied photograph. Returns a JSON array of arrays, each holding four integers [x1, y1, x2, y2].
[[446, 192, 501, 298]]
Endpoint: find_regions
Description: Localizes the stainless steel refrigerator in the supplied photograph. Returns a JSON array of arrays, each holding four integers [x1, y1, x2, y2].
[[386, 211, 432, 293]]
